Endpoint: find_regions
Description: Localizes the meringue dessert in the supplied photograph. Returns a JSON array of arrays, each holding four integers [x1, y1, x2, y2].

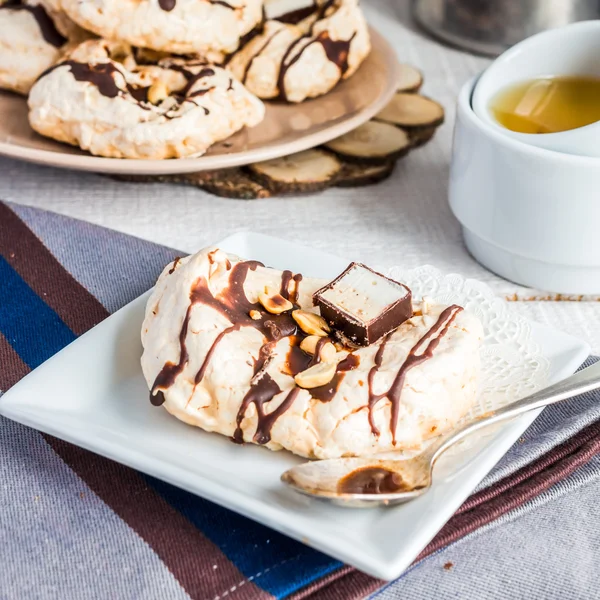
[[141, 247, 483, 459], [28, 39, 265, 160]]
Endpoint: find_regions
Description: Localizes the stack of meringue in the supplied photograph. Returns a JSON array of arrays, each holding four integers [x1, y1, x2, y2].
[[0, 0, 371, 159]]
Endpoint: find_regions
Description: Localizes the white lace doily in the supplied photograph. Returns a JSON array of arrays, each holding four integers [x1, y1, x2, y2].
[[377, 265, 551, 464]]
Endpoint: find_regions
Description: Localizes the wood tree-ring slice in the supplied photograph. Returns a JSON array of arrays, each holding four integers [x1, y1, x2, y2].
[[247, 149, 342, 193], [324, 121, 411, 165], [374, 93, 444, 129]]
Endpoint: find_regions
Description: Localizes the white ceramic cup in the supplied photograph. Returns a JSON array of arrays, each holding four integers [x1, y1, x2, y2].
[[450, 75, 600, 295], [472, 20, 600, 158]]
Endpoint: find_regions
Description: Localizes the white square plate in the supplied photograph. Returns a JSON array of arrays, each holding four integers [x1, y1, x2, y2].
[[0, 233, 590, 580]]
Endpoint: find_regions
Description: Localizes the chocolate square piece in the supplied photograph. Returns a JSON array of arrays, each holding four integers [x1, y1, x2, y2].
[[313, 263, 412, 346]]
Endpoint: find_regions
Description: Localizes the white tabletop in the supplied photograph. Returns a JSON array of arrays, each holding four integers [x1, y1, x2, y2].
[[2, 0, 599, 353]]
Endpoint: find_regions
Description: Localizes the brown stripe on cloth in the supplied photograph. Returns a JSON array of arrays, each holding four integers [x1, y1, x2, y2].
[[0, 203, 108, 335], [290, 419, 600, 599], [290, 566, 382, 599], [412, 421, 600, 562], [0, 332, 30, 392], [456, 419, 600, 515], [46, 437, 272, 600]]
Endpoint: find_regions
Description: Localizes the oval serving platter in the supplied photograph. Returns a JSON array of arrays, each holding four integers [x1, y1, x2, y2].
[[0, 28, 400, 175]]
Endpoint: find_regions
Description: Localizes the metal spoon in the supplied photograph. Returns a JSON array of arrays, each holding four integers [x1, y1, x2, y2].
[[281, 359, 600, 508]]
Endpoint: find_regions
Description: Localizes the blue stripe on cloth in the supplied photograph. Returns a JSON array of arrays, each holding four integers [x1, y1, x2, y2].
[[145, 476, 342, 598], [0, 255, 76, 368]]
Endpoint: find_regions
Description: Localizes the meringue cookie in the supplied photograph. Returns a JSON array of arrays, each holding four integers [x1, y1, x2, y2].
[[141, 247, 483, 459], [28, 39, 265, 159], [227, 0, 371, 102], [0, 0, 86, 94], [59, 0, 263, 57]]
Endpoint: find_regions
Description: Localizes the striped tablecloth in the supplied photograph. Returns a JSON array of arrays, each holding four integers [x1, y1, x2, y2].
[[2, 200, 600, 599]]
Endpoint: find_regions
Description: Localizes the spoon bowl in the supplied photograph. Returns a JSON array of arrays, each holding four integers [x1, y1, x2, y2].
[[282, 455, 433, 508], [282, 358, 600, 507]]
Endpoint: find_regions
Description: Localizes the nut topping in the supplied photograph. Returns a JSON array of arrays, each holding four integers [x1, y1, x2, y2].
[[299, 335, 320, 354], [249, 310, 262, 320], [319, 341, 337, 363], [294, 361, 337, 389], [292, 310, 330, 336], [258, 289, 293, 314], [300, 336, 337, 362], [148, 81, 169, 105]]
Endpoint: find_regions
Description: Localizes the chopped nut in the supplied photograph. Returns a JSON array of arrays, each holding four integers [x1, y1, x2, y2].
[[148, 81, 169, 105], [294, 362, 337, 389], [299, 335, 321, 354], [300, 336, 337, 362], [319, 341, 337, 363], [420, 296, 434, 315], [258, 290, 293, 314], [292, 310, 330, 336], [249, 310, 262, 320]]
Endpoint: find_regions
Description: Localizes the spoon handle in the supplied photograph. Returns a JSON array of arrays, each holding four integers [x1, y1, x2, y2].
[[430, 358, 600, 465]]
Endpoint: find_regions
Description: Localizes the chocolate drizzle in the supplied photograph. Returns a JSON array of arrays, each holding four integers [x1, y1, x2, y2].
[[280, 270, 294, 300], [254, 388, 300, 444], [275, 0, 354, 101], [276, 36, 307, 100], [241, 28, 284, 84], [277, 31, 355, 101], [150, 390, 166, 407], [166, 64, 197, 80], [319, 31, 354, 75], [158, 0, 234, 10], [284, 335, 332, 376], [233, 373, 281, 443], [234, 377, 302, 444], [337, 353, 360, 372], [367, 305, 463, 442], [40, 60, 121, 97], [150, 301, 194, 405], [195, 324, 242, 384], [231, 19, 265, 65], [291, 274, 303, 303], [39, 58, 216, 118], [285, 341, 312, 376], [40, 60, 152, 108], [252, 342, 274, 375], [311, 337, 329, 365], [338, 467, 411, 495], [180, 67, 216, 96], [168, 257, 182, 275], [210, 0, 235, 9], [276, 4, 317, 24], [158, 0, 176, 10], [279, 270, 302, 303], [127, 84, 151, 104], [309, 350, 359, 402], [2, 0, 66, 47]]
